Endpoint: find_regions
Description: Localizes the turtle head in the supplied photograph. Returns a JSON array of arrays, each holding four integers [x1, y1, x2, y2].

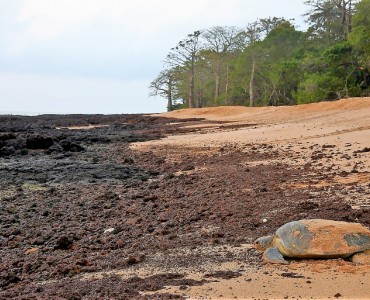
[[254, 236, 274, 252]]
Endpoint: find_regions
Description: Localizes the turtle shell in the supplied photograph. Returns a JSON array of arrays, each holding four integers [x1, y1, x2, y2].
[[272, 219, 370, 258]]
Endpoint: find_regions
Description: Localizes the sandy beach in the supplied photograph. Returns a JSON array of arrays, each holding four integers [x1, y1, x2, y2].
[[132, 97, 370, 299]]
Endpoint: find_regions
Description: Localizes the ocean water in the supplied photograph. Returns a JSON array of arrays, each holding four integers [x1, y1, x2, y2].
[[0, 111, 71, 116]]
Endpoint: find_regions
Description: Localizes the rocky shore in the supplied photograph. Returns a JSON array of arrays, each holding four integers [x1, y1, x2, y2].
[[1, 99, 369, 299]]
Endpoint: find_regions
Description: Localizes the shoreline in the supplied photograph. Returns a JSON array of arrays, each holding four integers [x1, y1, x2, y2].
[[1, 97, 369, 299]]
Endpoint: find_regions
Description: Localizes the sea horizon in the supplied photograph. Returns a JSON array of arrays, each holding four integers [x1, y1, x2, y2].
[[0, 111, 82, 116], [0, 111, 152, 116]]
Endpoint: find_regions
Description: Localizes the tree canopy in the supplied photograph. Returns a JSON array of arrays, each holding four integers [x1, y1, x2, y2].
[[150, 0, 370, 110]]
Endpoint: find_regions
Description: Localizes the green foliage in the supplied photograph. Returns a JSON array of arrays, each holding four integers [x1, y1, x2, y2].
[[150, 0, 370, 108], [349, 0, 370, 65], [296, 41, 363, 102], [295, 74, 341, 103]]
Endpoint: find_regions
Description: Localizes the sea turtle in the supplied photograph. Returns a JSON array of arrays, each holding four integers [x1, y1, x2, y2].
[[254, 219, 370, 265]]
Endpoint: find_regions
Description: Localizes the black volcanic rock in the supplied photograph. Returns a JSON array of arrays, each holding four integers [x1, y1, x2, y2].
[[26, 134, 54, 149], [0, 146, 15, 157]]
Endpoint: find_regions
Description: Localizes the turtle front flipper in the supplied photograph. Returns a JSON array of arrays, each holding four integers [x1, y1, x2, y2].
[[262, 247, 289, 265]]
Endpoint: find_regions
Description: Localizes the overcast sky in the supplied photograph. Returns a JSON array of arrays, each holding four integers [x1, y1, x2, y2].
[[0, 0, 309, 115]]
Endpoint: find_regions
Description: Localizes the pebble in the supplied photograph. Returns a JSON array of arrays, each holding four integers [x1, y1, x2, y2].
[[104, 228, 115, 234], [25, 247, 39, 254]]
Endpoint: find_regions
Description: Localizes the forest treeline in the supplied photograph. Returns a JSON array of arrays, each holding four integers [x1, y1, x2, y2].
[[149, 0, 370, 111]]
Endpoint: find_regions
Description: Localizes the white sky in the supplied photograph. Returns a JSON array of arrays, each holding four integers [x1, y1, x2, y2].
[[0, 0, 308, 114]]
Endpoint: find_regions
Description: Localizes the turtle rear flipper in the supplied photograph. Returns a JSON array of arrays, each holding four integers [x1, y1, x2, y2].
[[351, 249, 370, 265], [262, 247, 289, 265]]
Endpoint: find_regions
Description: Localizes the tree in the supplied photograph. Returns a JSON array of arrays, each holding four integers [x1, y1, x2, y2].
[[244, 18, 294, 106], [202, 26, 244, 104], [261, 22, 305, 105], [295, 41, 360, 103], [150, 1, 369, 109], [232, 41, 267, 107], [349, 0, 370, 65], [244, 21, 263, 43], [231, 20, 302, 107], [165, 31, 203, 108], [335, 0, 360, 38], [349, 0, 370, 94], [258, 17, 290, 36], [149, 69, 176, 112], [304, 0, 359, 42]]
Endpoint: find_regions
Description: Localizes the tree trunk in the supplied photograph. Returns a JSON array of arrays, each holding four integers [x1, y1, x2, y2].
[[347, 0, 353, 35], [338, 0, 351, 40], [197, 89, 203, 108], [189, 71, 195, 108], [189, 58, 196, 108], [224, 65, 230, 105], [167, 79, 173, 112], [249, 57, 255, 107], [344, 68, 355, 98], [214, 63, 221, 103]]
